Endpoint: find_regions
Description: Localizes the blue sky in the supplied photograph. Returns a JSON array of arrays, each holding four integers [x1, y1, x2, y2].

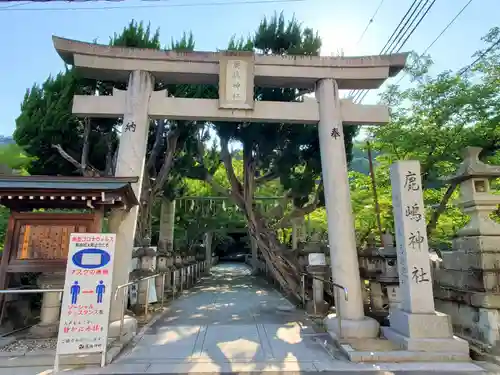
[[0, 0, 498, 136]]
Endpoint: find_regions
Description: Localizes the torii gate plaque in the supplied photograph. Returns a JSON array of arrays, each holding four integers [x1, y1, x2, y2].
[[218, 52, 255, 110], [52, 35, 407, 340]]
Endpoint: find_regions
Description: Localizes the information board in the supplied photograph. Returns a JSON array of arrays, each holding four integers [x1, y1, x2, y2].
[[55, 233, 116, 361]]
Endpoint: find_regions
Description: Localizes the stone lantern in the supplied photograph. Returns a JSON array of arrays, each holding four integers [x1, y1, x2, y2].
[[358, 232, 400, 315], [446, 147, 500, 237], [433, 147, 500, 353], [298, 232, 328, 271]]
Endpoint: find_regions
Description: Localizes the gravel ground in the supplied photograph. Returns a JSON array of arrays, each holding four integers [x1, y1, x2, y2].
[[0, 338, 57, 352]]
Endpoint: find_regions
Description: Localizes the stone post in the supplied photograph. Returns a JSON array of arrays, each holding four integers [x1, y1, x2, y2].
[[204, 232, 213, 267], [156, 244, 171, 301], [108, 70, 154, 336], [382, 160, 469, 355], [174, 255, 182, 291], [130, 243, 157, 313], [166, 254, 174, 291], [188, 256, 195, 286], [306, 253, 329, 316], [159, 199, 176, 252], [30, 272, 65, 338], [316, 78, 379, 338]]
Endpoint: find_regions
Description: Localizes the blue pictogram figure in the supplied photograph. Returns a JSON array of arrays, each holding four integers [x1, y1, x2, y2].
[[96, 280, 105, 304], [70, 281, 80, 305]]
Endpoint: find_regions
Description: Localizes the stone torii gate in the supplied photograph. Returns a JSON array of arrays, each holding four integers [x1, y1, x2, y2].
[[52, 36, 407, 339]]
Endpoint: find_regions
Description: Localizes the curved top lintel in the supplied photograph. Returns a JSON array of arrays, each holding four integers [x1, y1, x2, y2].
[[52, 35, 408, 74]]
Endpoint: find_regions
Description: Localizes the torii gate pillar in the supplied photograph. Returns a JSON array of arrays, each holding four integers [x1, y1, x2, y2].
[[317, 79, 379, 338], [107, 70, 154, 335]]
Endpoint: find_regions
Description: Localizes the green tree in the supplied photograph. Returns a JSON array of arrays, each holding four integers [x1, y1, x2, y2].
[[182, 13, 357, 300], [14, 21, 200, 244], [0, 144, 34, 248], [364, 27, 500, 244]]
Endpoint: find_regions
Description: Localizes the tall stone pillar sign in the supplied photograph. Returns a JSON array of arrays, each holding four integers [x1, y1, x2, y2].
[[382, 161, 469, 357], [390, 161, 434, 313], [54, 233, 116, 371]]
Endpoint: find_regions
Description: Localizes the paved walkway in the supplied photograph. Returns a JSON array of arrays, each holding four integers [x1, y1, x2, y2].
[[70, 263, 488, 374]]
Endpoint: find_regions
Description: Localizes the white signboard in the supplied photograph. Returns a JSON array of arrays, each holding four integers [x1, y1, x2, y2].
[[55, 233, 116, 365], [308, 253, 326, 266]]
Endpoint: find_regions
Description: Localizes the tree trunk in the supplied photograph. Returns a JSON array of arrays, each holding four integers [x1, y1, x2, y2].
[[135, 177, 154, 245], [427, 182, 458, 237], [241, 145, 303, 301], [246, 212, 303, 302], [203, 137, 307, 302]]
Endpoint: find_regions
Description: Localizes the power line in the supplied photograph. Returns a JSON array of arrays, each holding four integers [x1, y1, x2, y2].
[[458, 36, 500, 76], [394, 0, 474, 86], [347, 0, 420, 98], [422, 0, 473, 56], [0, 0, 311, 11], [351, 0, 436, 103], [380, 0, 426, 55], [0, 0, 124, 2], [0, 0, 123, 8], [0, 1, 30, 8], [354, 0, 435, 102], [356, 0, 385, 45], [390, 0, 436, 53]]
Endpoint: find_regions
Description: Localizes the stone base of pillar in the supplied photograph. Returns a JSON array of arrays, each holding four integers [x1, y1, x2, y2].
[[108, 315, 138, 343], [324, 314, 380, 339], [306, 300, 329, 317], [382, 326, 469, 354], [29, 322, 59, 338], [381, 309, 469, 354], [29, 272, 65, 338]]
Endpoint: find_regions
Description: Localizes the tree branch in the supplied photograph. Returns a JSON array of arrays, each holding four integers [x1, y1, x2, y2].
[[104, 131, 114, 176], [190, 137, 233, 198], [264, 190, 293, 219], [153, 128, 181, 195], [427, 182, 458, 237], [147, 119, 166, 174], [243, 143, 256, 213], [51, 144, 100, 177], [255, 170, 278, 186], [275, 179, 323, 228], [80, 118, 91, 171], [220, 136, 243, 199], [204, 172, 232, 197]]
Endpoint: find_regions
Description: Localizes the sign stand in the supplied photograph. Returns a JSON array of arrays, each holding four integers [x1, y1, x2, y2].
[[54, 233, 116, 373]]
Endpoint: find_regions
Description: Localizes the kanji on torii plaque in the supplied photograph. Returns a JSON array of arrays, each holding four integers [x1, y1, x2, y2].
[[218, 52, 255, 110]]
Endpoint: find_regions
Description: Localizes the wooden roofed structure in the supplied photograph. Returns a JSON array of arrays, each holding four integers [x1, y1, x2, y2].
[[0, 175, 139, 290]]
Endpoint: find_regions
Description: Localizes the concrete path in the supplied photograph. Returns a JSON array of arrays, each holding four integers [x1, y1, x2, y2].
[[0, 263, 494, 374], [61, 262, 487, 374]]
